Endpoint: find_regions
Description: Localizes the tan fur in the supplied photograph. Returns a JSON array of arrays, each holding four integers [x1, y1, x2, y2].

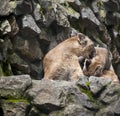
[[83, 47, 119, 82], [43, 33, 95, 81], [101, 66, 119, 82]]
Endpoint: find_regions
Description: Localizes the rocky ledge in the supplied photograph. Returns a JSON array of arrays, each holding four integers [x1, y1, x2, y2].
[[0, 75, 120, 116]]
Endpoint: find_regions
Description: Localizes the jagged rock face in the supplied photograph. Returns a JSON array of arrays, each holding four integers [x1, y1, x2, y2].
[[0, 0, 120, 115], [0, 75, 120, 116]]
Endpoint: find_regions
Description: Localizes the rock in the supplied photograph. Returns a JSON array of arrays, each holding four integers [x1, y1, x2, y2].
[[81, 7, 100, 27], [9, 53, 30, 75], [26, 79, 100, 114], [96, 98, 120, 115], [26, 80, 77, 113], [104, 0, 120, 12], [0, 20, 11, 35], [27, 107, 41, 116], [39, 30, 51, 54], [49, 104, 94, 116], [22, 15, 41, 34], [68, 0, 81, 11], [76, 76, 89, 90], [89, 76, 112, 95], [100, 82, 120, 104], [0, 76, 120, 115], [55, 27, 73, 42], [30, 63, 43, 79], [0, 75, 32, 98], [1, 38, 13, 61], [0, 0, 16, 16], [33, 3, 42, 21], [96, 105, 114, 116], [41, 0, 80, 27], [8, 16, 19, 36], [92, 0, 99, 14], [114, 63, 120, 80], [15, 0, 32, 15], [44, 3, 70, 27], [0, 64, 4, 76], [114, 98, 120, 115], [12, 33, 43, 78], [63, 104, 94, 116], [1, 99, 30, 116], [13, 33, 43, 62]]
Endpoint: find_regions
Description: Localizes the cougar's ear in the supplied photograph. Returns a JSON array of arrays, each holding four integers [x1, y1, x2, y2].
[[77, 33, 87, 45], [71, 30, 78, 37]]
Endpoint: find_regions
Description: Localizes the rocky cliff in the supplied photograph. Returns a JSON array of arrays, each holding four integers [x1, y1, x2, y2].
[[0, 75, 120, 116], [0, 0, 120, 116]]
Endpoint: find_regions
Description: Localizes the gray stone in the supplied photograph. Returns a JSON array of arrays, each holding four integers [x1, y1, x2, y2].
[[73, 92, 98, 110], [0, 0, 16, 16], [41, 0, 80, 27], [44, 3, 70, 27], [0, 64, 4, 76], [100, 82, 120, 104], [0, 20, 11, 35], [49, 104, 94, 116], [22, 15, 41, 34], [15, 0, 32, 15], [76, 76, 89, 90], [27, 107, 41, 116], [30, 63, 43, 79], [2, 100, 30, 116], [0, 75, 32, 98], [89, 76, 111, 95], [104, 0, 120, 12], [33, 2, 43, 21], [38, 30, 51, 53], [27, 80, 77, 112], [8, 16, 19, 36], [81, 7, 100, 26], [114, 98, 120, 115], [92, 1, 99, 14], [63, 104, 94, 116], [1, 38, 13, 61], [13, 34, 43, 62], [96, 105, 114, 116], [9, 53, 30, 74], [27, 79, 99, 113]]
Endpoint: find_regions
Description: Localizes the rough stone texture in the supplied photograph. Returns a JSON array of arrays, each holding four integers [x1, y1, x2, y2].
[[22, 15, 41, 34], [15, 0, 32, 15], [0, 0, 16, 16], [76, 76, 89, 89], [26, 80, 77, 113], [0, 75, 32, 98], [99, 82, 120, 104], [89, 76, 111, 95], [2, 100, 30, 116], [0, 20, 11, 35], [0, 75, 119, 116]]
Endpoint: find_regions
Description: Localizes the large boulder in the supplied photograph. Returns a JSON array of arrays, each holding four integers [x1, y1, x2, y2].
[[0, 0, 16, 16], [0, 75, 32, 98], [0, 75, 120, 116]]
